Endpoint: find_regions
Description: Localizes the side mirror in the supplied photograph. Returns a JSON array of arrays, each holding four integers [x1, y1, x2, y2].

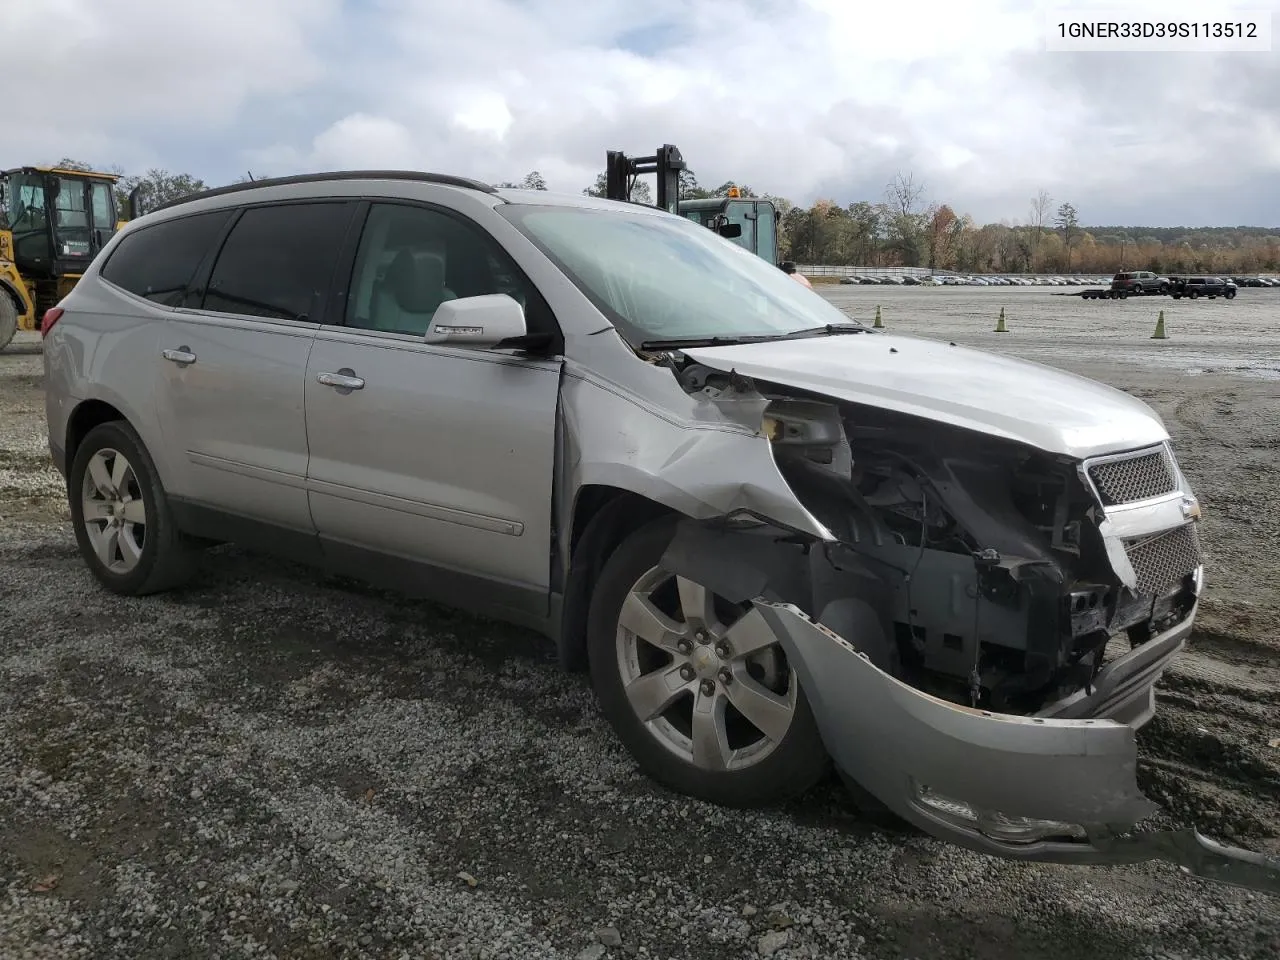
[[424, 294, 528, 348], [708, 213, 742, 239]]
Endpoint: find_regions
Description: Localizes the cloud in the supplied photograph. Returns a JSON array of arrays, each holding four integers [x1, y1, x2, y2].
[[4, 0, 1279, 226]]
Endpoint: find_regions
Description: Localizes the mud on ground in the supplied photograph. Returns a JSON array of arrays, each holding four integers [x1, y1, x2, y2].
[[2, 307, 1278, 960]]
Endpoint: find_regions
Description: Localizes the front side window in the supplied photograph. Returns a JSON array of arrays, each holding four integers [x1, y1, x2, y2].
[[202, 202, 353, 322], [90, 182, 115, 229], [722, 200, 755, 257], [499, 204, 859, 344], [345, 202, 552, 337], [756, 202, 777, 263], [99, 210, 232, 307]]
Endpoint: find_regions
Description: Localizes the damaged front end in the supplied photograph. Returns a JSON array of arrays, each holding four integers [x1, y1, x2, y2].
[[653, 356, 1280, 895]]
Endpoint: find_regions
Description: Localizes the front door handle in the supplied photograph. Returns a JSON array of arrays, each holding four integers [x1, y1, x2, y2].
[[162, 347, 197, 365], [316, 370, 365, 391]]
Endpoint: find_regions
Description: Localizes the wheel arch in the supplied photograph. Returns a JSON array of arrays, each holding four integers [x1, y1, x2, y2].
[[556, 484, 675, 671], [66, 398, 133, 473], [0, 274, 33, 323]]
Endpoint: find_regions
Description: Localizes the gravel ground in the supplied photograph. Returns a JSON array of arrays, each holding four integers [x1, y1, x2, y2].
[[2, 293, 1279, 960]]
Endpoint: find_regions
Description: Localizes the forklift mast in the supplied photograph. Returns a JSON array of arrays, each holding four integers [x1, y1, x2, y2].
[[602, 144, 781, 267], [605, 144, 685, 213]]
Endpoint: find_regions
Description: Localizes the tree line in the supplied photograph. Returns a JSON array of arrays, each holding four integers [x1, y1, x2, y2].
[[52, 158, 1280, 274]]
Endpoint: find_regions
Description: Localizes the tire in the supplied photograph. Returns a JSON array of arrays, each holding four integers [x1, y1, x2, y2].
[[0, 294, 18, 352], [1172, 294, 1182, 300], [1189, 290, 1199, 300], [1118, 290, 1128, 299], [1226, 290, 1236, 300], [1159, 283, 1170, 295], [586, 517, 829, 807], [68, 420, 197, 596]]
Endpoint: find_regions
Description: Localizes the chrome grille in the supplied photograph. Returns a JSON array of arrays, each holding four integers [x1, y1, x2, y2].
[[1124, 523, 1202, 594], [1088, 448, 1177, 505]]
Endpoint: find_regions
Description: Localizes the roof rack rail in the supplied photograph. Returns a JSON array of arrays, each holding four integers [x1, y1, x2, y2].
[[150, 169, 498, 213]]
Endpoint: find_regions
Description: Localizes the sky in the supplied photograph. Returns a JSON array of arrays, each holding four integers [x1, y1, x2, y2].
[[6, 0, 1279, 227]]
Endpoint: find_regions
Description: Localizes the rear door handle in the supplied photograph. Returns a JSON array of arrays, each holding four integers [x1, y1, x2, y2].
[[316, 370, 365, 391], [162, 347, 197, 365]]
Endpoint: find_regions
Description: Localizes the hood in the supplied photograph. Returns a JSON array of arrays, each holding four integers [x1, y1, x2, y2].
[[682, 332, 1169, 460]]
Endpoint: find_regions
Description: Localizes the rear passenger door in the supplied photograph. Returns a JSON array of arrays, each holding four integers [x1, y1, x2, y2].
[[153, 200, 357, 543], [303, 200, 563, 621]]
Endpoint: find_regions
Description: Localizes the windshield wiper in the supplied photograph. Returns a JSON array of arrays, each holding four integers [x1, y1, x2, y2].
[[639, 333, 792, 350], [781, 323, 870, 338], [640, 324, 870, 351]]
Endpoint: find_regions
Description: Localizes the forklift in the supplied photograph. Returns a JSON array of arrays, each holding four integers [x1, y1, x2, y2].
[[604, 144, 782, 267], [0, 165, 139, 349]]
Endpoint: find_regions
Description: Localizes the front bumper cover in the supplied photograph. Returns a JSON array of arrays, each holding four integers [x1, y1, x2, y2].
[[751, 600, 1280, 895]]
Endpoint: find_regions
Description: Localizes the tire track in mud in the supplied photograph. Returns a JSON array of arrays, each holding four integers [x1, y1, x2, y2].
[[1138, 630, 1280, 845]]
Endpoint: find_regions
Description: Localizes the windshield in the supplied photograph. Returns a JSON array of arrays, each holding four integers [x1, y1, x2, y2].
[[498, 204, 859, 344], [6, 173, 47, 234]]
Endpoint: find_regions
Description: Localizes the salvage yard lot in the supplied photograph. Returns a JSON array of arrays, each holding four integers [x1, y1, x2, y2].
[[2, 284, 1279, 960]]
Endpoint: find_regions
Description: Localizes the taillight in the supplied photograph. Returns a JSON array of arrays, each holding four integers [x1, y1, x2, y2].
[[40, 307, 64, 338]]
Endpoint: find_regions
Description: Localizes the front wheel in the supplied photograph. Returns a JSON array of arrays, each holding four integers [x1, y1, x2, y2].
[[587, 519, 828, 807]]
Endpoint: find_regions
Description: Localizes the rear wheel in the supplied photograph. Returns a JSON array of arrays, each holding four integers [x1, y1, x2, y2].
[[68, 421, 196, 596], [1190, 290, 1199, 300], [587, 518, 828, 807], [0, 294, 18, 351]]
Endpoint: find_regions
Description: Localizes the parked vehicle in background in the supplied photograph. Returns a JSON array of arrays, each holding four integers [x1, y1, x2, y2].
[[1170, 276, 1237, 300], [1111, 271, 1170, 295]]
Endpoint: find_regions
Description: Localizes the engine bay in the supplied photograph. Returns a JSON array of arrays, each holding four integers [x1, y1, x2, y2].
[[671, 359, 1200, 714]]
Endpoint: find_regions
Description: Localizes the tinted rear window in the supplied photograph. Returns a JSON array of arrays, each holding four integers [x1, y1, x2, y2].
[[201, 202, 354, 322], [99, 211, 232, 307]]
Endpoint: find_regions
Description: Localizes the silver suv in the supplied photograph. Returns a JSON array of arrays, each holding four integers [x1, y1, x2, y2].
[[40, 171, 1276, 889]]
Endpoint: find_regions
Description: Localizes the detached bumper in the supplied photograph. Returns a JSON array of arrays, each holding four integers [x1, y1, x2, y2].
[[752, 600, 1280, 895]]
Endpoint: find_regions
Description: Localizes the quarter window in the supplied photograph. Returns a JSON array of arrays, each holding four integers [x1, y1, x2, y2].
[[202, 202, 354, 322], [345, 202, 553, 338], [99, 210, 232, 307]]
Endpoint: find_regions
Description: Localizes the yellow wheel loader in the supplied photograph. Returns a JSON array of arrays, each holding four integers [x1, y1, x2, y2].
[[1, 166, 137, 350]]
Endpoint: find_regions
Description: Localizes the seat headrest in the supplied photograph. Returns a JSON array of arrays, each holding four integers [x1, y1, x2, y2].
[[385, 248, 446, 313]]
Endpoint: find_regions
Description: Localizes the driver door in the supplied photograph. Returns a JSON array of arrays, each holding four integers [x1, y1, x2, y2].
[[304, 200, 563, 622]]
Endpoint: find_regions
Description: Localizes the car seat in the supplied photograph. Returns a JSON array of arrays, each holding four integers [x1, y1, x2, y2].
[[371, 248, 455, 334]]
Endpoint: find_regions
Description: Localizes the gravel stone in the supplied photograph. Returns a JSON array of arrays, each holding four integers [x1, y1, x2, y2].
[[758, 929, 789, 955], [596, 926, 622, 947]]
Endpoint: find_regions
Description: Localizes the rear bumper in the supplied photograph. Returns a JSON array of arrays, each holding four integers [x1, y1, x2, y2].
[[752, 599, 1280, 894]]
